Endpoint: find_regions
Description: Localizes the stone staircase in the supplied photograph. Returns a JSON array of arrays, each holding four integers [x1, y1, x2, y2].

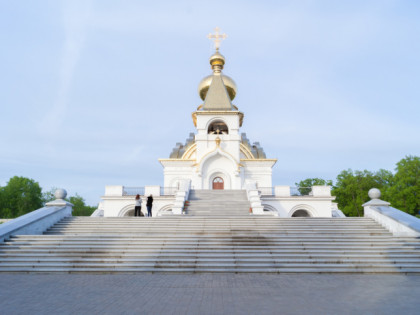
[[1, 216, 420, 273], [186, 190, 251, 216]]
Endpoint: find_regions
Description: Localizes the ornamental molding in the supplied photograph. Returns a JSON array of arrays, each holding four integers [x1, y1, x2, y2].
[[196, 145, 241, 176], [192, 111, 244, 127]]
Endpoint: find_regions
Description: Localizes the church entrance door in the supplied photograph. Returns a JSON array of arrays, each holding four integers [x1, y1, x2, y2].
[[212, 177, 224, 190]]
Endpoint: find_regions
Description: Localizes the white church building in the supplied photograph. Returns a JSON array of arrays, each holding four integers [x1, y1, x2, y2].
[[97, 29, 338, 218]]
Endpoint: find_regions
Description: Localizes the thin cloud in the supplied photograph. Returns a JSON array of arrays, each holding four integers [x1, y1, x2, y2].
[[38, 0, 92, 139]]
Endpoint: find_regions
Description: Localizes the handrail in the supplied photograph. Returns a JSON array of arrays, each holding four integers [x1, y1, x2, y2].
[[258, 187, 315, 196], [0, 205, 72, 242], [123, 187, 145, 196], [258, 187, 274, 196], [160, 187, 178, 196], [122, 187, 178, 196]]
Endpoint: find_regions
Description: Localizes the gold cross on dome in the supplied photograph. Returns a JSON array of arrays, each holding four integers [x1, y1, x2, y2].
[[207, 27, 227, 51]]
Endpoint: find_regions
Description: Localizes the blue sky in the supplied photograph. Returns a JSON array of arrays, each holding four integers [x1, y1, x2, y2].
[[1, 0, 419, 206]]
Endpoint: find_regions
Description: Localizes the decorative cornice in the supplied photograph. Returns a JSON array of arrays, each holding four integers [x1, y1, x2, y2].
[[241, 159, 278, 162], [158, 159, 195, 167], [192, 111, 244, 127], [192, 112, 197, 127], [158, 158, 195, 161], [194, 110, 243, 115], [240, 159, 277, 167]]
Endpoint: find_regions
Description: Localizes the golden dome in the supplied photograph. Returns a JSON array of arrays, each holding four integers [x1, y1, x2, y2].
[[198, 74, 237, 101]]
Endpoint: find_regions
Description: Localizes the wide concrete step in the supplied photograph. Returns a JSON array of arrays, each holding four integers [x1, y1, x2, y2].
[[1, 236, 418, 245], [43, 232, 392, 238], [1, 259, 420, 266], [2, 253, 420, 259], [4, 242, 419, 250], [2, 245, 419, 253], [6, 242, 419, 248], [1, 267, 420, 273], [2, 259, 420, 266], [0, 264, 420, 274], [59, 217, 377, 222], [2, 216, 420, 274], [59, 219, 380, 225], [9, 236, 415, 244], [46, 226, 389, 231]]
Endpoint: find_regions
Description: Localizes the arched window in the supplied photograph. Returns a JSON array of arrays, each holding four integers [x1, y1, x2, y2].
[[208, 121, 228, 134], [291, 209, 311, 217]]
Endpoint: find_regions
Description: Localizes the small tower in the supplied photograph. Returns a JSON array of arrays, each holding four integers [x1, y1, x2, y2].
[[160, 28, 276, 190]]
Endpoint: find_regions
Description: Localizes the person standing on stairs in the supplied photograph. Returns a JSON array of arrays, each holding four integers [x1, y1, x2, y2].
[[146, 194, 153, 217], [134, 194, 142, 217]]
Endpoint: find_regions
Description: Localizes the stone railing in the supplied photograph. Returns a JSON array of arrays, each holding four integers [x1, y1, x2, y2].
[[106, 186, 177, 197], [258, 186, 332, 197], [363, 188, 420, 237], [172, 180, 191, 215], [0, 189, 73, 242], [244, 180, 264, 214]]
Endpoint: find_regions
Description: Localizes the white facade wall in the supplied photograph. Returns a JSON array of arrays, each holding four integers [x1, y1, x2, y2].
[[242, 161, 274, 188], [160, 160, 195, 188], [261, 197, 334, 217], [101, 186, 176, 217], [100, 185, 336, 218]]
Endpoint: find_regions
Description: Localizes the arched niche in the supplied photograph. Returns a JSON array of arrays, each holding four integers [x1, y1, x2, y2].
[[291, 209, 311, 217], [157, 204, 174, 216], [208, 120, 228, 135], [262, 204, 278, 216], [288, 204, 316, 218], [118, 204, 135, 217]]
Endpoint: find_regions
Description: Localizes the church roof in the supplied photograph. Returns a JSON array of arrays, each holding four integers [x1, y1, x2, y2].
[[202, 72, 234, 111]]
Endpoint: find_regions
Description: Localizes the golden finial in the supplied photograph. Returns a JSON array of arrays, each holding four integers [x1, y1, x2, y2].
[[207, 27, 227, 51], [215, 137, 221, 147]]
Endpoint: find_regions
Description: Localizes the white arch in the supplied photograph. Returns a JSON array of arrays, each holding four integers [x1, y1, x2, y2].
[[288, 204, 317, 217], [118, 204, 135, 217], [207, 169, 231, 190], [157, 204, 174, 216], [205, 117, 229, 131], [262, 204, 279, 216], [198, 149, 238, 176]]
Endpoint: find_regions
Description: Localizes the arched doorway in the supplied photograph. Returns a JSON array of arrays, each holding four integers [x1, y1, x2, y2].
[[212, 177, 224, 190], [291, 209, 311, 217]]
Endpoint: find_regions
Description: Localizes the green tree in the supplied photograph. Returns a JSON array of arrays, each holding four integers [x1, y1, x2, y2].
[[69, 194, 96, 216], [0, 176, 43, 218], [332, 169, 393, 217], [42, 188, 58, 205], [387, 156, 420, 215], [295, 178, 333, 195]]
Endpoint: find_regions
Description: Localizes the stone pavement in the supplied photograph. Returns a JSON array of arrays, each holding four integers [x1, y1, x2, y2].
[[1, 274, 420, 315]]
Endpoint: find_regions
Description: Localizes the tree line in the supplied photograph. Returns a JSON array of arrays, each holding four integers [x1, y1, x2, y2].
[[1, 155, 419, 219], [0, 176, 96, 218], [296, 156, 420, 217]]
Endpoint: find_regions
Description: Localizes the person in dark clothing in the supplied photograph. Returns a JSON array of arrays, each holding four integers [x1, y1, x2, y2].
[[146, 194, 153, 217], [134, 194, 142, 217]]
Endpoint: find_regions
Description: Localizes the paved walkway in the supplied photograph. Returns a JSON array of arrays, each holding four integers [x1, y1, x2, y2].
[[1, 274, 420, 314]]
